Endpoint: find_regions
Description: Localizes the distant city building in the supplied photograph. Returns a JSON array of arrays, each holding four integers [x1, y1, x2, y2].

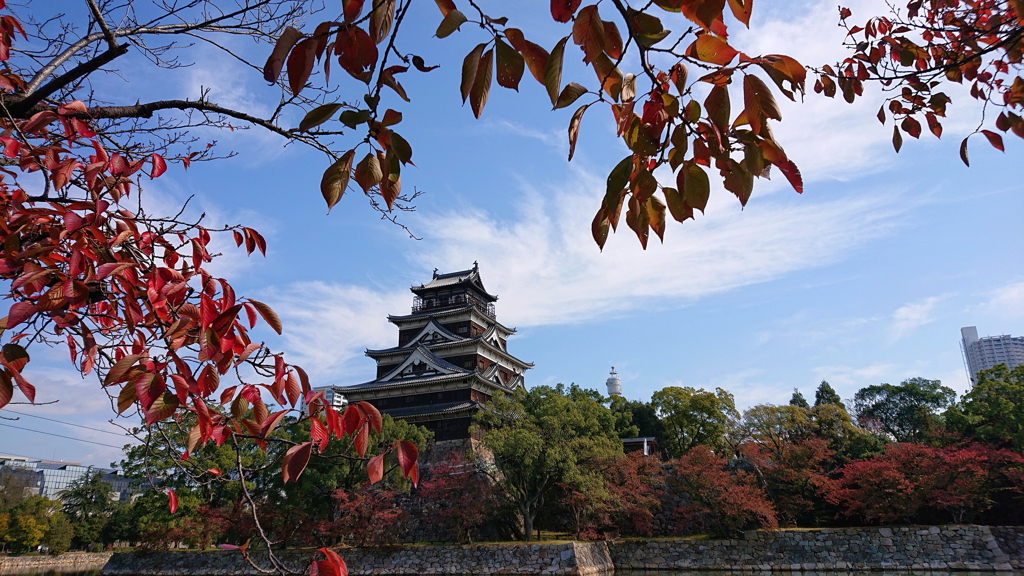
[[606, 367, 622, 397], [960, 326, 1024, 386], [320, 264, 533, 443], [0, 456, 134, 501]]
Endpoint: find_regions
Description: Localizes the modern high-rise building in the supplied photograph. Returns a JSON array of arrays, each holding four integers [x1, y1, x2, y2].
[[960, 326, 1024, 386]]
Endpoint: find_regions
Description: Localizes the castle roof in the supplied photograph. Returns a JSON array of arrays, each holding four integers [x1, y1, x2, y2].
[[411, 264, 497, 302]]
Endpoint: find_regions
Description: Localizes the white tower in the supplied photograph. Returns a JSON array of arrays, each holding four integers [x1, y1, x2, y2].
[[606, 367, 622, 396]]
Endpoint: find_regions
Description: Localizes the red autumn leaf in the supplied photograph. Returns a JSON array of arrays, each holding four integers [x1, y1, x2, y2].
[[167, 489, 178, 513], [6, 301, 36, 327], [310, 416, 329, 450], [357, 401, 383, 433], [282, 441, 313, 483], [367, 453, 385, 484], [287, 38, 317, 95], [264, 27, 303, 83], [686, 34, 739, 66], [551, 0, 582, 23], [0, 371, 13, 410], [980, 129, 1005, 151], [343, 0, 365, 21], [9, 368, 35, 405], [150, 153, 167, 178], [319, 548, 348, 576], [246, 299, 283, 334], [260, 410, 289, 437], [353, 422, 369, 457], [397, 439, 419, 485]]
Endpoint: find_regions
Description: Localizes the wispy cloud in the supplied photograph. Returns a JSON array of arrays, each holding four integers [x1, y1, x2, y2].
[[889, 295, 947, 341], [262, 282, 410, 384], [981, 281, 1024, 319], [267, 165, 905, 379]]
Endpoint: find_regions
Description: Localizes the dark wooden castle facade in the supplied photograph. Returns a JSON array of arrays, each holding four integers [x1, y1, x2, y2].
[[330, 265, 532, 441]]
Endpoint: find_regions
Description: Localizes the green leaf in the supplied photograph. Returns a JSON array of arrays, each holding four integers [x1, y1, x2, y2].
[[605, 155, 633, 211], [321, 150, 355, 212], [553, 82, 587, 110], [339, 109, 371, 129], [298, 103, 343, 132], [544, 37, 568, 106], [495, 37, 525, 91], [678, 162, 710, 213], [435, 8, 467, 38]]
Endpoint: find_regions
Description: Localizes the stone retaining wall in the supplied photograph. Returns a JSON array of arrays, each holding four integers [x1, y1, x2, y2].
[[93, 525, 1024, 575], [0, 552, 112, 575], [101, 542, 613, 576], [609, 526, 1021, 571], [990, 526, 1024, 569]]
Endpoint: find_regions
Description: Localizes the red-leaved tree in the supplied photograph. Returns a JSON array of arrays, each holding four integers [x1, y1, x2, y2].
[[669, 446, 777, 537]]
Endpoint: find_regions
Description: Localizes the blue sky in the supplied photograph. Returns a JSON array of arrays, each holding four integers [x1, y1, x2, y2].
[[1, 0, 1021, 466]]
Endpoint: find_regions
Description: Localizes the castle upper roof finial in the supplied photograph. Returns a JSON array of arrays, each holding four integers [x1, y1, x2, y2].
[[432, 268, 439, 278], [473, 260, 479, 271]]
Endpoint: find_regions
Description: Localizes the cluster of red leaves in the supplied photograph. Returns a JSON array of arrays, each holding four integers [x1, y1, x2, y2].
[[740, 438, 833, 527], [821, 442, 1024, 524], [267, 0, 807, 250], [670, 446, 779, 536], [417, 454, 494, 543], [561, 451, 666, 539], [818, 0, 1024, 163], [331, 488, 409, 547], [263, 0, 417, 212], [0, 1, 420, 541]]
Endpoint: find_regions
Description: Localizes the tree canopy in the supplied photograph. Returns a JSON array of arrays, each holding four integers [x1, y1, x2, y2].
[[651, 386, 738, 456], [472, 384, 622, 541], [853, 377, 956, 442]]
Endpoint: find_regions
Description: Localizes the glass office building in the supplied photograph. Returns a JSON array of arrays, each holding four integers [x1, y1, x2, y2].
[[0, 456, 134, 501]]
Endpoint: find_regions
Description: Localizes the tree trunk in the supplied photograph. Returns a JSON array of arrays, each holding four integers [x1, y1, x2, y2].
[[523, 511, 534, 541]]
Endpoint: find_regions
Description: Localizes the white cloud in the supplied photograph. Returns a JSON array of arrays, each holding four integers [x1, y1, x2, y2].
[[268, 165, 905, 382], [889, 295, 946, 341], [262, 282, 411, 383], [412, 167, 903, 328], [981, 281, 1024, 319]]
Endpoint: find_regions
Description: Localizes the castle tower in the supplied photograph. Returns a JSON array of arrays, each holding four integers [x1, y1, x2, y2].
[[330, 264, 533, 441], [606, 367, 622, 396]]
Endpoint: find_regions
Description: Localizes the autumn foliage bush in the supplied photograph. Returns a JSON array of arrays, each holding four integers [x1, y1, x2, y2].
[[418, 455, 494, 543], [823, 443, 1024, 525], [670, 446, 779, 537]]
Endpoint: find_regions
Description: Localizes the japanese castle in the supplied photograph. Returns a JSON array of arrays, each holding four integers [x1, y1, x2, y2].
[[325, 264, 533, 442]]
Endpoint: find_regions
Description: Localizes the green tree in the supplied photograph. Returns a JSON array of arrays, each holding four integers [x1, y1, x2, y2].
[[7, 495, 62, 553], [473, 384, 622, 541], [61, 469, 115, 548], [814, 381, 845, 410], [652, 387, 738, 456], [609, 396, 661, 440], [945, 364, 1024, 451], [853, 377, 956, 442], [789, 389, 810, 408], [42, 512, 73, 555]]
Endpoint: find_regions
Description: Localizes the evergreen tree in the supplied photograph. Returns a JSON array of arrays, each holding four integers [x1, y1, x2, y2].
[[790, 389, 810, 408], [814, 381, 846, 410]]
